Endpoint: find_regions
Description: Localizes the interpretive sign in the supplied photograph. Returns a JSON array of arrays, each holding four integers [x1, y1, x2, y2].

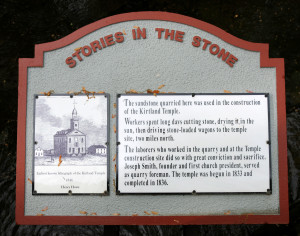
[[117, 94, 270, 194], [17, 12, 288, 225], [33, 95, 109, 194]]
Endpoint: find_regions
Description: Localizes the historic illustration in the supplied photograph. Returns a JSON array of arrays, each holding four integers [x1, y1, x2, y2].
[[34, 95, 108, 166], [53, 105, 87, 157]]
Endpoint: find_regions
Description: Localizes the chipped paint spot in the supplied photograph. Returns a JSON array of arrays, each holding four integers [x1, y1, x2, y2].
[[40, 90, 54, 96], [41, 206, 48, 212], [65, 87, 105, 98], [126, 89, 138, 94], [82, 87, 96, 99], [58, 155, 62, 166], [27, 178, 32, 184], [113, 179, 116, 192]]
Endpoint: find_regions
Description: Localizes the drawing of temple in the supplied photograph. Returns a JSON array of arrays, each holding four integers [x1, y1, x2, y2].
[[54, 104, 86, 156]]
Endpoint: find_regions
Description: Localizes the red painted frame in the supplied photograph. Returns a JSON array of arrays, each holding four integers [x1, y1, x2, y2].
[[17, 11, 288, 225]]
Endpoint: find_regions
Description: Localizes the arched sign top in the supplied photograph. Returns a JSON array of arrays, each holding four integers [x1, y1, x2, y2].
[[27, 11, 281, 69]]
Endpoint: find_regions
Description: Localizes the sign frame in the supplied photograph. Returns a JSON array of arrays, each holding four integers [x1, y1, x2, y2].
[[116, 93, 272, 195], [16, 11, 288, 225]]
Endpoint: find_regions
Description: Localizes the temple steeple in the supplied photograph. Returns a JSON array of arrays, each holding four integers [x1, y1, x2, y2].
[[72, 107, 77, 118], [70, 101, 79, 130]]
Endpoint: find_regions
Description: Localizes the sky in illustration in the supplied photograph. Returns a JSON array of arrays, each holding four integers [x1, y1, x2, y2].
[[35, 95, 107, 150]]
